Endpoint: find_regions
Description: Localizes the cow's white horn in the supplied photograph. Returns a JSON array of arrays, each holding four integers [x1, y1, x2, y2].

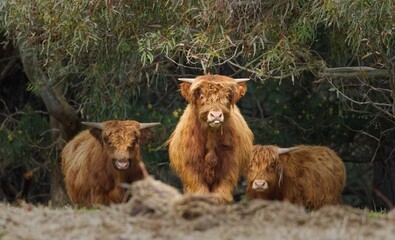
[[140, 122, 161, 129], [81, 121, 104, 130], [178, 78, 195, 83], [234, 78, 250, 83], [277, 147, 300, 155]]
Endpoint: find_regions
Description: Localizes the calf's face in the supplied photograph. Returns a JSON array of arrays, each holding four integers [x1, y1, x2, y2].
[[86, 120, 159, 171], [247, 146, 284, 197], [247, 146, 299, 199], [247, 157, 280, 195], [102, 123, 142, 170]]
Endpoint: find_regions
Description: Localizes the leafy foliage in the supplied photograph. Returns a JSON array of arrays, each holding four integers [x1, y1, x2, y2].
[[1, 0, 180, 119], [0, 106, 52, 203]]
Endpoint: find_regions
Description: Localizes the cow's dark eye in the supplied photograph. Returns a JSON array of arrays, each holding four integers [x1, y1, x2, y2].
[[269, 163, 275, 170], [194, 89, 204, 98], [227, 92, 233, 101]]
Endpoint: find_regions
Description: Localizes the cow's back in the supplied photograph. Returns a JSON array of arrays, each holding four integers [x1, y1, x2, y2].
[[282, 145, 346, 209]]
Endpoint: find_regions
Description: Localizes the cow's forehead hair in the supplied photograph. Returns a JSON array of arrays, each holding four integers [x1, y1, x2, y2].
[[101, 120, 140, 146], [251, 145, 279, 168], [196, 74, 235, 82], [190, 77, 237, 95]]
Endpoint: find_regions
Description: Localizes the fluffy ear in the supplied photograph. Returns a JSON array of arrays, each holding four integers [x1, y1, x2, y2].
[[179, 82, 192, 102], [235, 82, 247, 102], [140, 128, 153, 144]]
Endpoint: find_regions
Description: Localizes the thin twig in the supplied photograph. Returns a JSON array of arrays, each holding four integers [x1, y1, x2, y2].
[[372, 188, 394, 210]]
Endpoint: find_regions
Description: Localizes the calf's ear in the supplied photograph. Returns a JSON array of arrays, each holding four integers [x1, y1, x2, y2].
[[140, 128, 153, 144], [179, 82, 193, 102], [235, 82, 247, 101]]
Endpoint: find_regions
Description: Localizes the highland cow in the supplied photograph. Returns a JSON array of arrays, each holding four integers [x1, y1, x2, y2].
[[61, 120, 160, 207], [168, 74, 254, 203], [246, 145, 346, 210]]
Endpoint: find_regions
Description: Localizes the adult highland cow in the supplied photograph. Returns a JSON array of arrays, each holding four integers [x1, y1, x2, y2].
[[246, 145, 346, 210], [61, 120, 160, 207], [168, 74, 254, 203]]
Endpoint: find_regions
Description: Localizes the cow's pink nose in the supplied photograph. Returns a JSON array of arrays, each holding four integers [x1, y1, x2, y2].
[[209, 111, 223, 119], [252, 179, 268, 190], [207, 111, 224, 127], [208, 111, 224, 122]]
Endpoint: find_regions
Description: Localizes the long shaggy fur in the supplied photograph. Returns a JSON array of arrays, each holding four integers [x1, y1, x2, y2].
[[246, 145, 346, 210], [168, 74, 253, 203], [61, 120, 151, 207]]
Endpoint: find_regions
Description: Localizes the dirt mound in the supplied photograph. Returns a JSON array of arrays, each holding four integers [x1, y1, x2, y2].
[[1, 177, 394, 240]]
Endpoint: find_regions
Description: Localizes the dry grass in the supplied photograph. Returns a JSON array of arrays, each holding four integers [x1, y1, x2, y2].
[[1, 177, 395, 240]]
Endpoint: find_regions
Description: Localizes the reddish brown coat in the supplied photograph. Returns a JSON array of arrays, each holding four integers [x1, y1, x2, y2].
[[61, 120, 157, 207], [246, 145, 346, 210], [168, 74, 254, 203]]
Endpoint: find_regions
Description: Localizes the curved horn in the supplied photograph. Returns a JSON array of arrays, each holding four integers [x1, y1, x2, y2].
[[178, 78, 195, 83], [277, 146, 300, 155], [234, 78, 250, 83], [140, 122, 161, 129], [81, 121, 104, 130]]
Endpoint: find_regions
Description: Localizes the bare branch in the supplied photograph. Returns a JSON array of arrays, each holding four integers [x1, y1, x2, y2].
[[372, 188, 394, 209], [18, 41, 80, 142], [0, 57, 18, 84], [322, 67, 389, 78]]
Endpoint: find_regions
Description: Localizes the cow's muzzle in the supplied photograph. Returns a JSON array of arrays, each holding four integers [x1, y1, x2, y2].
[[113, 159, 131, 170], [207, 111, 224, 128], [252, 179, 269, 192]]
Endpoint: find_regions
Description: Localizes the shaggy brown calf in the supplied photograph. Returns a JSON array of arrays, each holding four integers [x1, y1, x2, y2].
[[61, 120, 160, 207], [168, 74, 254, 203], [246, 145, 346, 210]]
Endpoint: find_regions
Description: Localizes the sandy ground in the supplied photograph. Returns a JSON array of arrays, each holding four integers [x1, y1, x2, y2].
[[1, 177, 395, 240]]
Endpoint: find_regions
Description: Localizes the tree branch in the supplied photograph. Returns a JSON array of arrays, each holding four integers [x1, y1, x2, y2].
[[0, 57, 18, 85], [322, 67, 389, 78], [18, 41, 80, 142]]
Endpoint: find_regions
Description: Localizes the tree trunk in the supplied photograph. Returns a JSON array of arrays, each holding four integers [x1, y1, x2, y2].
[[18, 42, 80, 207], [49, 115, 73, 206]]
